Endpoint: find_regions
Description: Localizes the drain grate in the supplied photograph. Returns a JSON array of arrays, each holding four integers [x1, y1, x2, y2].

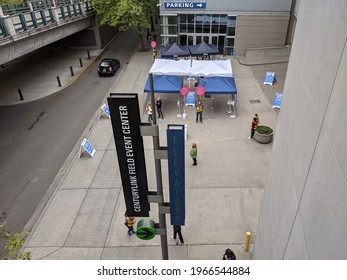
[[249, 100, 261, 104]]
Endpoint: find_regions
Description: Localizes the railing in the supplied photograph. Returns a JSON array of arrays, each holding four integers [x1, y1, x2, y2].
[[1, 2, 30, 15], [0, 0, 94, 38], [10, 8, 55, 32], [0, 17, 8, 37]]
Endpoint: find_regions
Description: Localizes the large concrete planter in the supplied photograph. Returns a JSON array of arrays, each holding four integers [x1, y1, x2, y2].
[[254, 126, 274, 144]]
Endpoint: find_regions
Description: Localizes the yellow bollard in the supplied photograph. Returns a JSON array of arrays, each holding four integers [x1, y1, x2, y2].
[[244, 231, 251, 252]]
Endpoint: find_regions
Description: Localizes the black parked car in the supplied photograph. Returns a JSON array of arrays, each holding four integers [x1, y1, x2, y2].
[[98, 58, 120, 76]]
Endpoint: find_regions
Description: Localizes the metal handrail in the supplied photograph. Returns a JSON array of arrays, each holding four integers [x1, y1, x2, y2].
[[1, 1, 94, 37]]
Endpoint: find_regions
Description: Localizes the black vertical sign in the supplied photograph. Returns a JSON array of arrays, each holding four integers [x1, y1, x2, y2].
[[107, 94, 150, 217]]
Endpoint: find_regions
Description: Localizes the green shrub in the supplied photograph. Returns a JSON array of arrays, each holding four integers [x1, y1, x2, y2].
[[256, 125, 273, 135], [0, 224, 31, 260]]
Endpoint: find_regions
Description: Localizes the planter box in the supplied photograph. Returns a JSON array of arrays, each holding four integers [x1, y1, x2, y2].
[[254, 130, 274, 144]]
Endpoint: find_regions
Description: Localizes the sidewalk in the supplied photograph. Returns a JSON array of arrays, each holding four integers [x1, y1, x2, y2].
[[15, 45, 283, 260], [0, 48, 103, 106]]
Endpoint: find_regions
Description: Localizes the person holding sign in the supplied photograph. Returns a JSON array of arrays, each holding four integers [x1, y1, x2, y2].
[[152, 48, 157, 62]]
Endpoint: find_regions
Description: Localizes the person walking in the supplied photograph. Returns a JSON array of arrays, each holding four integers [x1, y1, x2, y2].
[[196, 100, 203, 123], [171, 225, 184, 245], [190, 143, 197, 166], [146, 102, 153, 123], [248, 117, 258, 139], [155, 97, 164, 119], [222, 248, 236, 260], [255, 113, 260, 126], [124, 212, 136, 236]]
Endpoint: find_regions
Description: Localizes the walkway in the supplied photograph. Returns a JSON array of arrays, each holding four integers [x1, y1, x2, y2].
[[17, 46, 285, 259]]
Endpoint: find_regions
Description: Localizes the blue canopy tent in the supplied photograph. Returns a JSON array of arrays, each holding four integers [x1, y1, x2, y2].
[[144, 75, 182, 93], [160, 42, 191, 59], [197, 77, 237, 94], [198, 77, 237, 117], [188, 41, 220, 57]]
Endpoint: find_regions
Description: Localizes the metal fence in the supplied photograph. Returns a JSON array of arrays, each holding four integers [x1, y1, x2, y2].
[[0, 1, 94, 37]]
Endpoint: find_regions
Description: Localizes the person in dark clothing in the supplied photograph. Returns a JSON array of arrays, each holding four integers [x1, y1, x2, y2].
[[222, 248, 236, 260], [155, 96, 164, 119], [171, 225, 184, 245]]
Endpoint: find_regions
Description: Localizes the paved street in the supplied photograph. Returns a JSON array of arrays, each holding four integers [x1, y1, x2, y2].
[[17, 45, 287, 259]]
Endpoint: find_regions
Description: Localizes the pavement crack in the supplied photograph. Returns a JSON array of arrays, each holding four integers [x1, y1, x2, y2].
[[27, 111, 44, 130]]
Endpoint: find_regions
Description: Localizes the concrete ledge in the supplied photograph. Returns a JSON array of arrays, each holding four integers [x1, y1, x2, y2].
[[245, 45, 291, 58]]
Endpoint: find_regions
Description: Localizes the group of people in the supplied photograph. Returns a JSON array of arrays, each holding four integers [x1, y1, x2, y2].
[[145, 97, 164, 123], [146, 98, 204, 124], [124, 211, 185, 245], [124, 211, 236, 258]]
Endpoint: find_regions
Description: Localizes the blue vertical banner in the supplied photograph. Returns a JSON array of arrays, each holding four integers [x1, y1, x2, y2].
[[167, 124, 185, 225]]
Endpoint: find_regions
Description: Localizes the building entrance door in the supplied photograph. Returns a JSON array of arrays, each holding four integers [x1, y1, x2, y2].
[[187, 35, 194, 45], [195, 35, 209, 45]]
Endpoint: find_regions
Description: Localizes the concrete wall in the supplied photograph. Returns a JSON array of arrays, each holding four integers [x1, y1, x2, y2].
[[0, 16, 94, 65], [254, 0, 347, 259], [51, 25, 118, 50], [245, 45, 290, 58], [234, 15, 290, 56]]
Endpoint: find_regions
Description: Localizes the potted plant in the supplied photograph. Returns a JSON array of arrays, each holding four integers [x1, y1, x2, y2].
[[254, 125, 274, 144]]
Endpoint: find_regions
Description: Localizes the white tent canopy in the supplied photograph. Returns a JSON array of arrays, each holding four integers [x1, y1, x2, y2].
[[149, 59, 191, 76], [149, 59, 233, 77], [190, 60, 232, 77]]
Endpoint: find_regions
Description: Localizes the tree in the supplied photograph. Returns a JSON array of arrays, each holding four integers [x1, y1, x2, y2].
[[0, 0, 22, 4], [0, 225, 31, 260], [92, 0, 157, 50]]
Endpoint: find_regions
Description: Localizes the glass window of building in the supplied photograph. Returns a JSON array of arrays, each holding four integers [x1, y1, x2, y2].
[[161, 15, 178, 45], [219, 15, 227, 34], [195, 15, 203, 33], [162, 36, 178, 46], [225, 16, 237, 55], [227, 16, 236, 36], [211, 14, 219, 34], [176, 13, 233, 54]]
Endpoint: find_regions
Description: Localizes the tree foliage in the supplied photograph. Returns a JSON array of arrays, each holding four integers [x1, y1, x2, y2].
[[0, 224, 32, 260], [92, 0, 157, 49], [0, 0, 22, 5]]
